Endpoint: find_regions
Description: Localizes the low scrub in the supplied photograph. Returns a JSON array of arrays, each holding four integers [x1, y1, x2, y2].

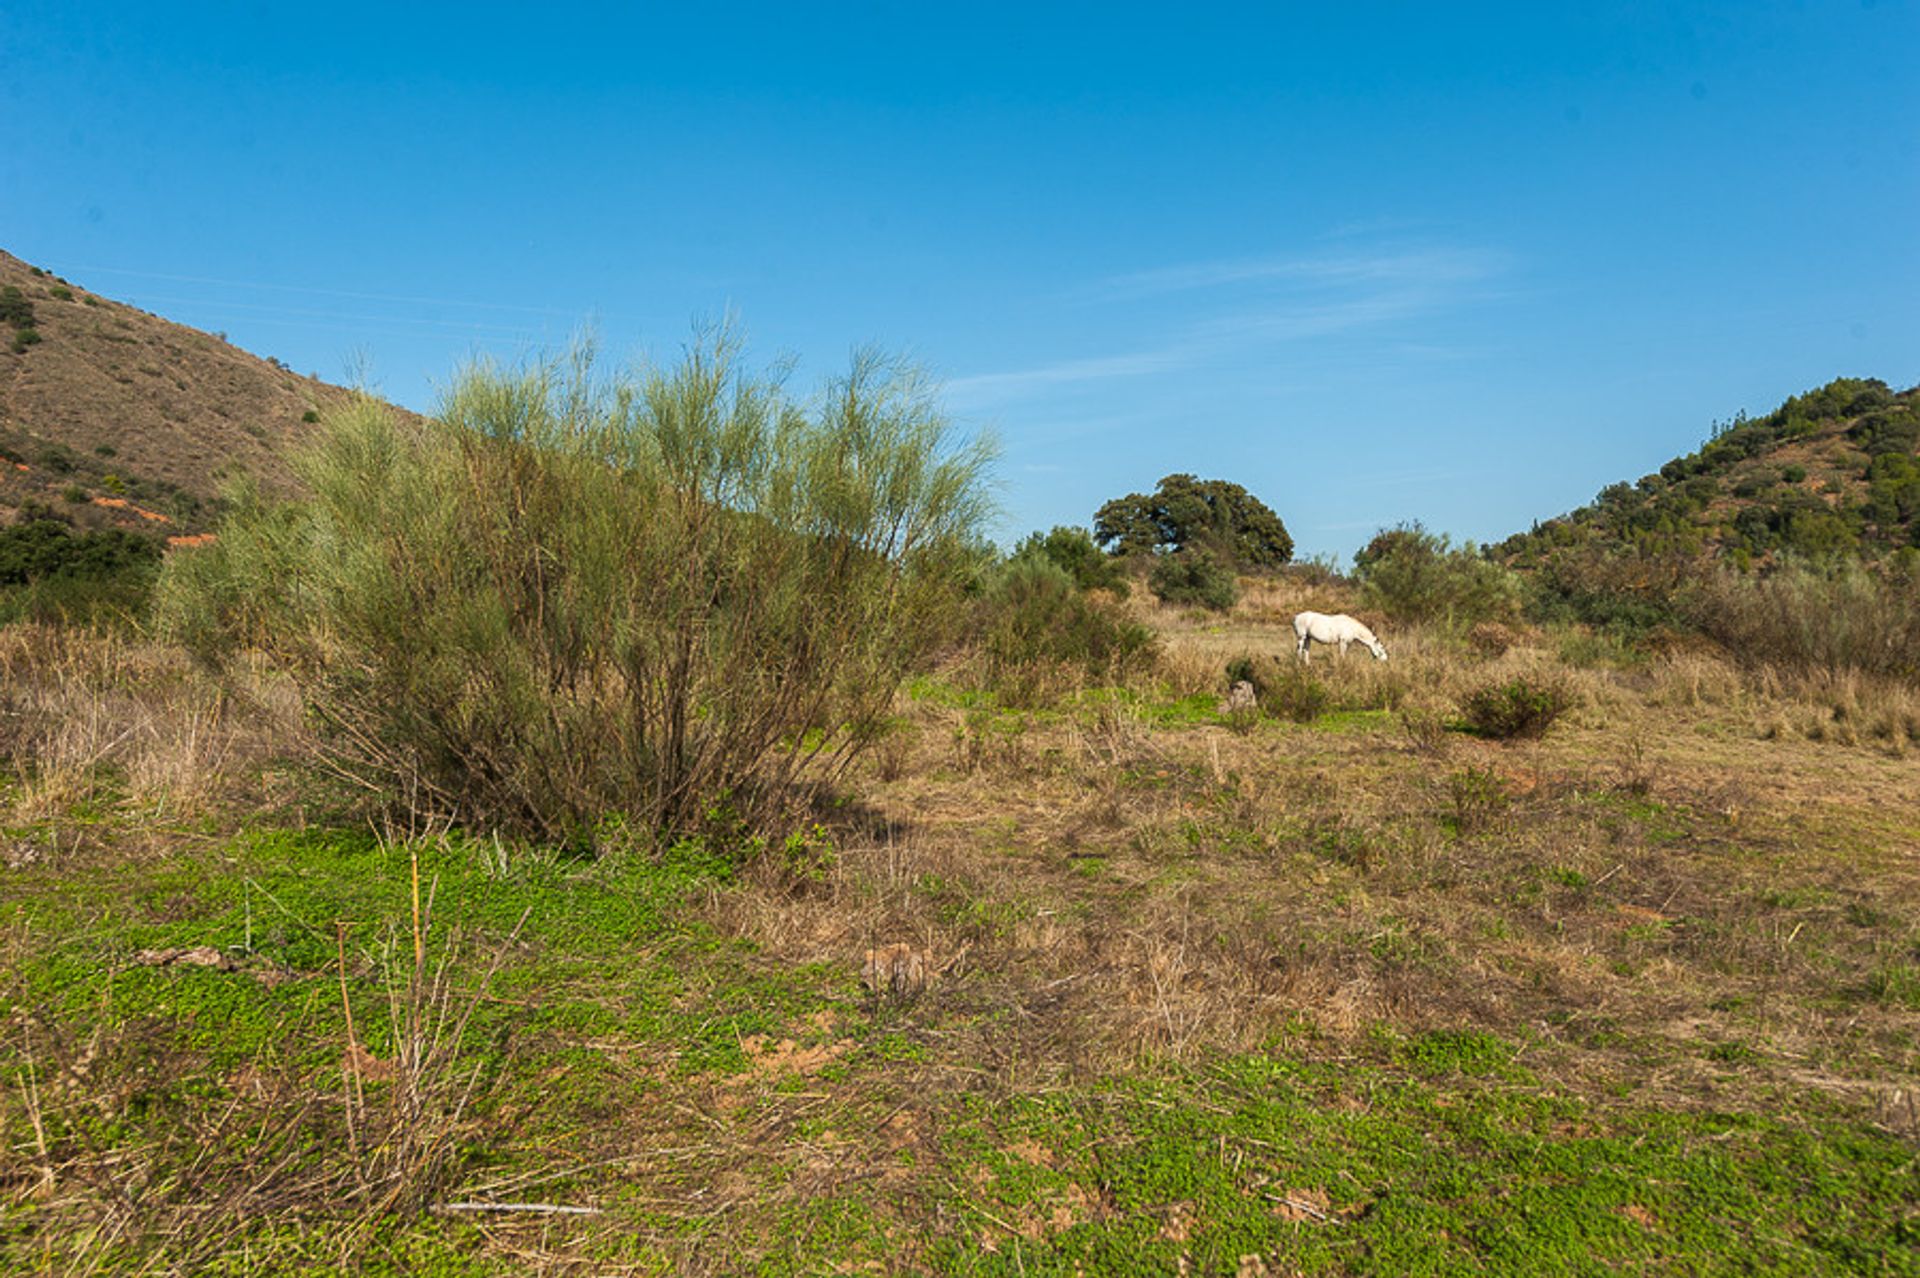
[[1226, 653, 1330, 723], [1354, 523, 1520, 627], [1148, 549, 1239, 610], [157, 334, 994, 840], [975, 557, 1157, 704], [0, 514, 162, 627], [1459, 674, 1572, 740], [1684, 559, 1920, 680]]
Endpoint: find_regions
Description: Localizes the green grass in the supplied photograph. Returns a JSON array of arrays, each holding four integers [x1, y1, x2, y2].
[[0, 824, 866, 1271], [922, 1051, 1920, 1276], [4, 738, 1917, 1273]]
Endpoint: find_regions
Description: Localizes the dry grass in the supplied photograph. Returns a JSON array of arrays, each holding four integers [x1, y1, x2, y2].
[[0, 624, 304, 837], [705, 604, 1920, 1120]]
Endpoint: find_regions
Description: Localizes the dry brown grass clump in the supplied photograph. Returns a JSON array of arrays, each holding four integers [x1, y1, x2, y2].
[[0, 623, 303, 837], [690, 600, 1920, 1124]]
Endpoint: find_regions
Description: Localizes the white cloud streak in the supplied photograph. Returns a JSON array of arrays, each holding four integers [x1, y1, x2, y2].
[[1094, 246, 1508, 303], [948, 243, 1511, 410]]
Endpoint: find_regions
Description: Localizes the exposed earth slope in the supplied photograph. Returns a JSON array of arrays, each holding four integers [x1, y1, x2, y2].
[[0, 249, 355, 534]]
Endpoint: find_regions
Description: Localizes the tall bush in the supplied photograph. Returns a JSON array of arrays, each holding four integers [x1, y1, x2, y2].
[[1148, 550, 1239, 610], [1010, 525, 1129, 596], [1354, 523, 1519, 626], [157, 335, 995, 839], [975, 557, 1156, 703]]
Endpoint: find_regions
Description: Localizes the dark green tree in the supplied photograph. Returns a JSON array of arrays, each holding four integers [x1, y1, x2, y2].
[[1092, 474, 1293, 567]]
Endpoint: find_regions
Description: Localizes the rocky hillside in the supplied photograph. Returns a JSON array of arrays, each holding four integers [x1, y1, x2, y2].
[[0, 249, 356, 535], [1498, 378, 1920, 568]]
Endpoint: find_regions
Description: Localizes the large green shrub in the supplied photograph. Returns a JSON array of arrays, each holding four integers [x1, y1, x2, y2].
[[976, 557, 1156, 703], [157, 335, 995, 839], [0, 517, 162, 586], [1522, 549, 1689, 635], [1010, 525, 1129, 596], [1354, 523, 1519, 626], [1148, 550, 1239, 610], [0, 516, 163, 626]]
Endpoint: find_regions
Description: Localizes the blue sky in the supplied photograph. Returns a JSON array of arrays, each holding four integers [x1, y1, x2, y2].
[[3, 2, 1914, 559]]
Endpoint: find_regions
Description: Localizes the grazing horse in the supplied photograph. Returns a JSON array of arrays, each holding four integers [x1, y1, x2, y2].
[[1293, 611, 1388, 663]]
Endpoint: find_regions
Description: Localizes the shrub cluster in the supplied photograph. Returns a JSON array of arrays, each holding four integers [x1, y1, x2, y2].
[[1009, 525, 1129, 596], [1225, 653, 1329, 723], [1683, 559, 1920, 680], [974, 556, 1157, 704], [0, 514, 163, 625], [1458, 675, 1572, 740], [159, 335, 995, 840], [2, 285, 38, 354], [1353, 523, 1519, 627], [1148, 550, 1239, 610]]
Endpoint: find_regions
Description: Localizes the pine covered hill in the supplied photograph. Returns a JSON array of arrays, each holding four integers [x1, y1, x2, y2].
[[0, 249, 359, 536], [1497, 378, 1920, 570]]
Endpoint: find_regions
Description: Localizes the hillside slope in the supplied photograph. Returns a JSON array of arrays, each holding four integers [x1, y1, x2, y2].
[[0, 249, 355, 534], [1498, 378, 1920, 567]]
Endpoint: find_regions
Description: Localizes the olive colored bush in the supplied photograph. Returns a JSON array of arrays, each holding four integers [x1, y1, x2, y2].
[[1459, 675, 1572, 740], [1354, 523, 1519, 627], [1148, 550, 1239, 610], [975, 556, 1156, 703], [1683, 560, 1920, 679], [158, 334, 995, 839]]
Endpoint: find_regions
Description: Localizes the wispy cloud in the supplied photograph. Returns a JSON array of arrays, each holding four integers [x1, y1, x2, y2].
[[947, 346, 1196, 402], [949, 241, 1512, 410], [1094, 246, 1507, 303]]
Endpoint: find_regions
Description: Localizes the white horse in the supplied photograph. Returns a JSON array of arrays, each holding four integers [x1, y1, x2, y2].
[[1293, 611, 1388, 663]]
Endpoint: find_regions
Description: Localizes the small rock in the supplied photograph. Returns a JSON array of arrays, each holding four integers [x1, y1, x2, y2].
[[134, 945, 232, 970], [1219, 680, 1258, 714], [862, 943, 928, 999]]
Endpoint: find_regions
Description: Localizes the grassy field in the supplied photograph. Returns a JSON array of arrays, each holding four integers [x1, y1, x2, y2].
[[2, 581, 1917, 1274]]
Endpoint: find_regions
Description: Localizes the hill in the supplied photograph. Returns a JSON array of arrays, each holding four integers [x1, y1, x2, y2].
[[0, 248, 356, 535], [1497, 377, 1920, 568]]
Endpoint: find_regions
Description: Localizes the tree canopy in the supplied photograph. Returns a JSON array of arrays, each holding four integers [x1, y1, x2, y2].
[[1092, 474, 1293, 567]]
